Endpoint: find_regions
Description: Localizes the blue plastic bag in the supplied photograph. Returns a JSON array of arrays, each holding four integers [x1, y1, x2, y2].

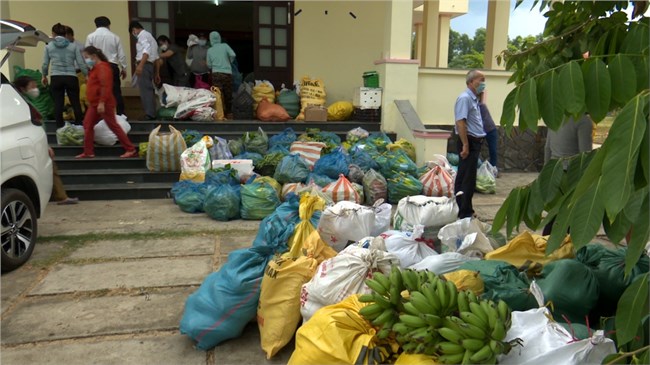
[[315, 131, 341, 145], [179, 245, 275, 350], [447, 153, 460, 166], [367, 132, 392, 151], [174, 182, 208, 213], [182, 129, 202, 146], [312, 147, 350, 179], [306, 173, 335, 187], [204, 168, 240, 186], [381, 149, 418, 179], [240, 182, 281, 220], [274, 154, 310, 184], [171, 180, 198, 202], [267, 144, 290, 156], [268, 127, 297, 150], [209, 136, 233, 160], [350, 149, 379, 172], [203, 184, 241, 221], [251, 194, 321, 249], [387, 173, 422, 203], [234, 152, 263, 166]]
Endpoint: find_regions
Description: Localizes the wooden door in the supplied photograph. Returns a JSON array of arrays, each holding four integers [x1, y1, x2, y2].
[[253, 1, 293, 89]]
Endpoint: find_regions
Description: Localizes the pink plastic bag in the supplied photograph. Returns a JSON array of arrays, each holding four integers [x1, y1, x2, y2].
[[194, 74, 211, 90]]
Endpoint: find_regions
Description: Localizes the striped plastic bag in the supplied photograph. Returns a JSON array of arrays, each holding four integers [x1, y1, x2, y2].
[[322, 174, 361, 204], [146, 125, 187, 172], [420, 165, 454, 198], [290, 141, 326, 169]]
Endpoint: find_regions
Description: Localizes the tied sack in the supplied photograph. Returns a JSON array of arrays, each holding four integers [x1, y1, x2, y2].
[[295, 76, 326, 121], [322, 174, 361, 204], [252, 80, 275, 111], [299, 245, 399, 323], [317, 201, 376, 252], [381, 230, 438, 268], [258, 195, 333, 359], [210, 86, 225, 121], [393, 195, 459, 232], [180, 136, 213, 182], [290, 141, 326, 169], [256, 97, 291, 122], [146, 125, 187, 172], [420, 165, 454, 198], [93, 114, 131, 146]]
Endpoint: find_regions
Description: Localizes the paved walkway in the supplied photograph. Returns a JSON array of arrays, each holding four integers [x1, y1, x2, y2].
[[1, 173, 538, 364]]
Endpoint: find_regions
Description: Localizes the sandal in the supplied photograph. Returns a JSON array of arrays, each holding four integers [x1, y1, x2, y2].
[[120, 150, 138, 158], [57, 197, 79, 205], [75, 153, 95, 159]]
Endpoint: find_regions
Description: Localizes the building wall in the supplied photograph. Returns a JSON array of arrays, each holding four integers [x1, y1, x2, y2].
[[4, 1, 131, 85], [293, 1, 387, 103]]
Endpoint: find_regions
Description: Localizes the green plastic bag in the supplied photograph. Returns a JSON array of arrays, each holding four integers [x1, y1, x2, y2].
[[240, 182, 280, 220], [156, 107, 177, 121], [56, 122, 84, 146], [139, 142, 148, 158], [255, 152, 284, 177], [387, 173, 422, 204], [274, 154, 310, 184], [381, 149, 418, 179], [466, 260, 538, 312], [243, 127, 268, 155], [204, 184, 241, 221], [14, 66, 55, 119], [228, 138, 244, 156], [537, 259, 600, 322]]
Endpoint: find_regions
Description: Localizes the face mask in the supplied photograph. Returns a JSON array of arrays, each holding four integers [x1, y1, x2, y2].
[[85, 58, 96, 68], [26, 88, 40, 98], [160, 44, 168, 52], [198, 40, 207, 46], [476, 82, 486, 94]]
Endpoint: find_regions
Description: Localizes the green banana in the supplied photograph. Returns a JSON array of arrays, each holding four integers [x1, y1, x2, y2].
[[467, 290, 479, 304], [372, 308, 395, 327], [490, 319, 507, 341], [373, 272, 391, 292], [359, 293, 375, 303], [399, 314, 428, 328], [365, 278, 388, 296], [425, 271, 438, 285], [436, 280, 448, 310], [437, 327, 464, 344], [409, 327, 435, 343], [401, 342, 417, 353], [372, 293, 392, 309], [422, 283, 442, 312], [376, 327, 391, 339], [403, 301, 422, 316], [390, 266, 403, 291], [446, 280, 458, 312], [469, 344, 494, 363], [392, 322, 411, 335], [482, 300, 499, 330], [461, 338, 486, 352], [442, 316, 464, 333], [437, 352, 464, 364], [437, 341, 465, 355], [402, 269, 419, 291], [460, 311, 489, 330], [489, 339, 504, 354], [420, 313, 442, 327], [359, 303, 384, 320], [390, 285, 401, 306], [497, 300, 510, 323], [457, 290, 470, 313], [469, 302, 489, 325], [457, 322, 488, 340], [461, 349, 474, 365], [410, 291, 437, 314]]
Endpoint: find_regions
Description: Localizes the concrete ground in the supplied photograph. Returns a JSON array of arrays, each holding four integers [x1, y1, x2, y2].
[[2, 172, 545, 364]]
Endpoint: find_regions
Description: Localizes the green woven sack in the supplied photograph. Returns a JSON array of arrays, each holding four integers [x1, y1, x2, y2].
[[476, 261, 539, 312]]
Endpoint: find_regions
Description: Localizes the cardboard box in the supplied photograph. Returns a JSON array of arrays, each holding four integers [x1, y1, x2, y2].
[[304, 106, 328, 122], [211, 159, 254, 177]]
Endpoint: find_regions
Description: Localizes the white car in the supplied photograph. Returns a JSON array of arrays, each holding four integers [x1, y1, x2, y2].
[[1, 20, 53, 271]]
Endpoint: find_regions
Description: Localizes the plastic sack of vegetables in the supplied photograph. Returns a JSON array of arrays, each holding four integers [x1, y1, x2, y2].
[[182, 129, 202, 146], [314, 131, 342, 145], [255, 151, 285, 177], [387, 138, 416, 162], [241, 182, 281, 220], [327, 101, 354, 121], [175, 182, 208, 213], [387, 173, 422, 203], [381, 149, 418, 179], [204, 166, 240, 186], [170, 180, 195, 202], [138, 142, 148, 158], [346, 127, 369, 143], [267, 144, 290, 156], [307, 173, 335, 188], [350, 149, 379, 172], [347, 164, 364, 184], [56, 122, 84, 146], [476, 161, 496, 194], [367, 132, 392, 152], [274, 154, 310, 184], [447, 152, 460, 166], [313, 147, 350, 179], [281, 182, 306, 201], [243, 127, 268, 155], [228, 138, 244, 156], [179, 136, 213, 183], [362, 168, 388, 205], [203, 184, 241, 221], [234, 152, 263, 166], [208, 136, 233, 160], [254, 176, 282, 195], [268, 127, 297, 150]]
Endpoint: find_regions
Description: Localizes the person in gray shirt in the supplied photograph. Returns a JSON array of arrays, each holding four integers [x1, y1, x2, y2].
[[186, 32, 211, 88], [157, 35, 189, 87]]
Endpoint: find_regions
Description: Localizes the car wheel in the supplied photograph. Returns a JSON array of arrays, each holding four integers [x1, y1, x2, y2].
[[1, 188, 37, 272]]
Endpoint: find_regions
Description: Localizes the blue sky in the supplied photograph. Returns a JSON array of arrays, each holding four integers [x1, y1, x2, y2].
[[450, 0, 548, 38]]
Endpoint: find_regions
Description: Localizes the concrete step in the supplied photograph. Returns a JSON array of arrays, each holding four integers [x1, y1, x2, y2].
[[58, 168, 178, 185], [54, 156, 146, 170], [64, 182, 173, 200]]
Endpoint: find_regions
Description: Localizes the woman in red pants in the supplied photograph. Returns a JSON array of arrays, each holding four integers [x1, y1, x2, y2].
[[76, 46, 137, 159]]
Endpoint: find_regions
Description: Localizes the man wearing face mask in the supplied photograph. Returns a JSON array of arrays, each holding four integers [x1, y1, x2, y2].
[[42, 23, 88, 128], [453, 70, 486, 219], [128, 21, 159, 120], [186, 33, 211, 88], [156, 35, 189, 87]]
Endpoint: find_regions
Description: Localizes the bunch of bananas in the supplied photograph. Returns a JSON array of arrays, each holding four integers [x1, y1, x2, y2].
[[359, 267, 518, 365]]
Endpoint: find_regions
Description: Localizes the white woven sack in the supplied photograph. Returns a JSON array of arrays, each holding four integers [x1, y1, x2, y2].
[[371, 201, 392, 236], [438, 218, 494, 256], [381, 230, 438, 268], [393, 195, 459, 232], [317, 201, 374, 252], [299, 245, 399, 323], [94, 114, 131, 146], [408, 252, 479, 274]]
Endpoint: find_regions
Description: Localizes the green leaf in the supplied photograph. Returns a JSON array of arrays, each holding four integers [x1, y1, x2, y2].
[[564, 151, 596, 192], [582, 58, 611, 123], [631, 55, 649, 96], [573, 147, 605, 203], [506, 187, 525, 238], [609, 54, 638, 105], [500, 88, 519, 132], [638, 125, 649, 188], [568, 176, 605, 249], [492, 195, 509, 234], [603, 213, 632, 245], [518, 79, 539, 132], [626, 193, 649, 276], [538, 159, 565, 204], [538, 71, 565, 130], [525, 181, 545, 230], [546, 195, 573, 253], [600, 92, 648, 221], [621, 21, 650, 55], [559, 61, 586, 115], [616, 272, 649, 345]]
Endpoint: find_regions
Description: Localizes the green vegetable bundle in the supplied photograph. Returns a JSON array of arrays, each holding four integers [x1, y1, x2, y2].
[[56, 123, 84, 146], [387, 173, 423, 203], [255, 152, 284, 176]]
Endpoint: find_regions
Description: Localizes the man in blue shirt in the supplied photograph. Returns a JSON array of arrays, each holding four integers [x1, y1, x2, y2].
[[454, 70, 486, 218]]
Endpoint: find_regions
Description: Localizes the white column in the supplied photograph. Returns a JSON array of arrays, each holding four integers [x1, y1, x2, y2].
[[485, 0, 510, 70], [414, 23, 423, 61], [437, 14, 451, 68], [421, 0, 440, 67], [383, 0, 415, 59]]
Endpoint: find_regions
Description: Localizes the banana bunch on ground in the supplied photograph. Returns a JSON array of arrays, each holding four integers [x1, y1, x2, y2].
[[359, 267, 519, 364]]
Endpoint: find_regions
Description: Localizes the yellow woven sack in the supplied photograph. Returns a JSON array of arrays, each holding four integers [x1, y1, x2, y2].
[[258, 194, 325, 359], [288, 294, 394, 365], [210, 86, 225, 121], [252, 80, 275, 111], [302, 230, 337, 264], [146, 125, 187, 172], [327, 101, 354, 121], [485, 231, 575, 275], [443, 269, 484, 296], [388, 138, 416, 162], [394, 353, 439, 365], [295, 76, 326, 121]]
